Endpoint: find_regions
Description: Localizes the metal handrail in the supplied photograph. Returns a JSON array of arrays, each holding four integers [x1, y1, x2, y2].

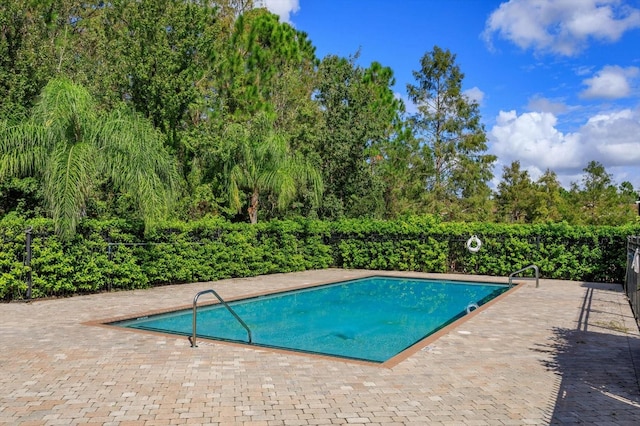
[[190, 289, 252, 348], [509, 264, 539, 288]]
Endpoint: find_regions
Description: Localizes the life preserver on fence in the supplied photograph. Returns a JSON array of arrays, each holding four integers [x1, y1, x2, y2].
[[466, 235, 482, 253]]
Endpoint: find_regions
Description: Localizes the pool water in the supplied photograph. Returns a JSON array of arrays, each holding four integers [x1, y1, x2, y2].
[[113, 276, 509, 363]]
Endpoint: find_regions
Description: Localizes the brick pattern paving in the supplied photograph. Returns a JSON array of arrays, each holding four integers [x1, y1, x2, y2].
[[1, 269, 639, 425]]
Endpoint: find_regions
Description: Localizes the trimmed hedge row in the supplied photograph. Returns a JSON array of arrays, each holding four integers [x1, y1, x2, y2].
[[1, 214, 638, 301]]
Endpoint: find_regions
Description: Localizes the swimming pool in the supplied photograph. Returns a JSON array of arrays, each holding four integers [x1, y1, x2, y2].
[[111, 276, 509, 363]]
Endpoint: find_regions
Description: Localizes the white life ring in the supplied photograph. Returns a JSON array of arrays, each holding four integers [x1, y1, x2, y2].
[[466, 235, 482, 253]]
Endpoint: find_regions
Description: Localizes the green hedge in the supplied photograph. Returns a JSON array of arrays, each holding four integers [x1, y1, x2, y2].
[[1, 214, 638, 301], [330, 219, 637, 283]]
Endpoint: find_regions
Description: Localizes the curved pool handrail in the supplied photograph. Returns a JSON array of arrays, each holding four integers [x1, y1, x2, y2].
[[509, 264, 539, 288], [191, 289, 252, 348]]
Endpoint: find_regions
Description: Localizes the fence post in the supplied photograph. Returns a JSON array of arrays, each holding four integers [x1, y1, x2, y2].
[[25, 226, 32, 300], [626, 236, 640, 328], [107, 240, 113, 292]]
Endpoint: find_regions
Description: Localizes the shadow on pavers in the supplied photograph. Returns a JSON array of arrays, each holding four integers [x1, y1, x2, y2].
[[535, 283, 640, 424]]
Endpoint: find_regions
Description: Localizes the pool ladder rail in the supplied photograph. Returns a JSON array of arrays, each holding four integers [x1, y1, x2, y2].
[[190, 289, 252, 348], [509, 264, 539, 288]]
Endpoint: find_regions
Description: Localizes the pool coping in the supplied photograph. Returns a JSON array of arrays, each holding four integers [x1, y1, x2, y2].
[[86, 274, 523, 369]]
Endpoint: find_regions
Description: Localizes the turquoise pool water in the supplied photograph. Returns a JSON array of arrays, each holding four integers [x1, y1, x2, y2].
[[112, 276, 509, 363]]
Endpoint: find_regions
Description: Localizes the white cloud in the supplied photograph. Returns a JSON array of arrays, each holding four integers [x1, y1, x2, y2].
[[580, 109, 640, 163], [580, 65, 639, 99], [483, 0, 640, 56], [488, 108, 640, 186], [463, 87, 485, 105], [526, 95, 569, 115], [573, 65, 594, 76], [260, 0, 300, 23], [490, 110, 582, 171]]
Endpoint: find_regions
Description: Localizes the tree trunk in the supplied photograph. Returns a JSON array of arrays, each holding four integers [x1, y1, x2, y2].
[[248, 189, 259, 224]]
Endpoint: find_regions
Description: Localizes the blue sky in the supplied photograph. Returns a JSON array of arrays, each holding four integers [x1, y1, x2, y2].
[[262, 0, 640, 190]]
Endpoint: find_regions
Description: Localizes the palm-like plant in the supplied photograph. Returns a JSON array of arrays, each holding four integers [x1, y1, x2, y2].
[[225, 113, 323, 224], [0, 78, 180, 239]]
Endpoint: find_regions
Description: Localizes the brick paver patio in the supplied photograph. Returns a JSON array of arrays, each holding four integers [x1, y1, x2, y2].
[[1, 269, 639, 425]]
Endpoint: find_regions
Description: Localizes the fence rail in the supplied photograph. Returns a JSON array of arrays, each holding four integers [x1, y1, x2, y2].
[[625, 236, 640, 328]]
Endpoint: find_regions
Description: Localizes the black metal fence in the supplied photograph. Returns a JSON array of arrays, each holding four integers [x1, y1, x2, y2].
[[625, 236, 640, 328]]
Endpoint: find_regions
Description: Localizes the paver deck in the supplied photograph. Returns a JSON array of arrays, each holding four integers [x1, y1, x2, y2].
[[1, 269, 639, 425]]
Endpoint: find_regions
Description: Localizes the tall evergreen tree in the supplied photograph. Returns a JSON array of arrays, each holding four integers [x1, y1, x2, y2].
[[376, 124, 431, 218], [180, 6, 321, 219], [71, 0, 230, 220], [217, 8, 317, 121], [70, 0, 220, 156], [407, 46, 495, 220], [314, 55, 403, 219], [495, 161, 535, 222]]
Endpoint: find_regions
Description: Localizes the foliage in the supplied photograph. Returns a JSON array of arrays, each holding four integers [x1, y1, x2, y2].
[[531, 169, 567, 223], [71, 0, 220, 153], [0, 177, 43, 217], [0, 78, 180, 239], [216, 8, 317, 121], [0, 0, 62, 119], [566, 161, 636, 225], [3, 215, 638, 301], [0, 213, 29, 300], [1, 0, 639, 296], [407, 46, 496, 220], [495, 161, 636, 225], [223, 112, 323, 223], [495, 161, 538, 222], [314, 55, 402, 219], [1, 3, 637, 227]]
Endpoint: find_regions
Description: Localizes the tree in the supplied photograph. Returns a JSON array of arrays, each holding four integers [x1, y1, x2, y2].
[[495, 161, 536, 222], [0, 0, 67, 119], [406, 46, 495, 220], [74, 0, 220, 154], [314, 55, 403, 219], [0, 78, 180, 239], [216, 8, 317, 121], [224, 112, 323, 224], [376, 124, 431, 218], [531, 169, 566, 223], [181, 6, 320, 219], [618, 181, 637, 203], [567, 161, 635, 225]]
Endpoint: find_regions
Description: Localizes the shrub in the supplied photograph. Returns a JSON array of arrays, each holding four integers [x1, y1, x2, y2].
[[1, 215, 638, 301]]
